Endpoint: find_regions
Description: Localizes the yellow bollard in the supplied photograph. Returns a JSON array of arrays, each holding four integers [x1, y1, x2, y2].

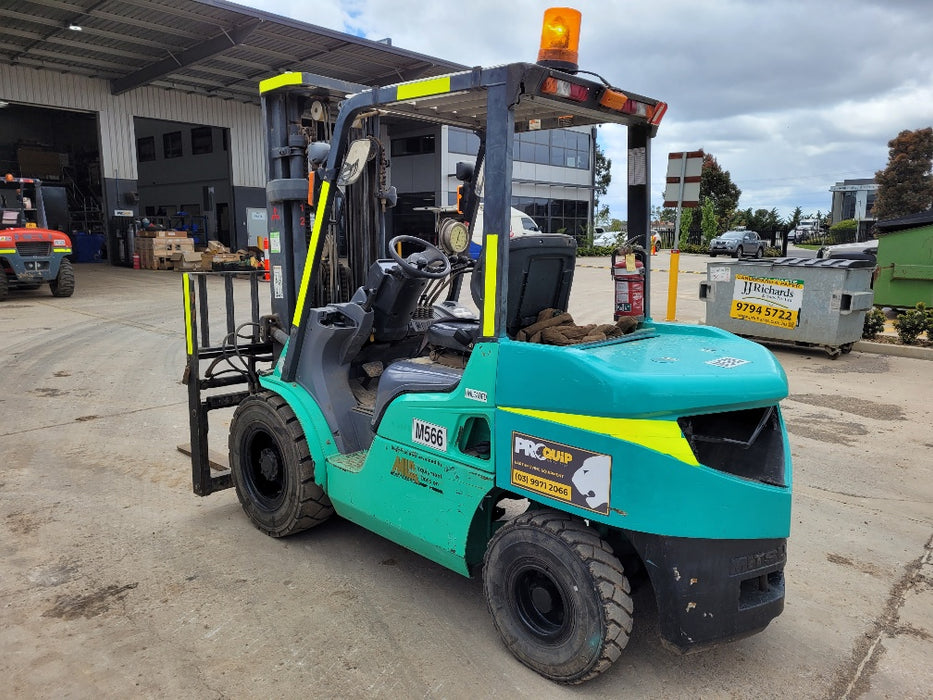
[[665, 248, 680, 321]]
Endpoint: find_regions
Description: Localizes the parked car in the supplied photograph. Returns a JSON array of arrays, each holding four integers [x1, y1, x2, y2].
[[817, 239, 878, 262], [709, 230, 765, 258], [593, 229, 622, 247]]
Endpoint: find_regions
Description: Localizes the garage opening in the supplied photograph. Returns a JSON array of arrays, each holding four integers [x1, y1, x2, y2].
[[0, 102, 102, 236], [133, 117, 233, 248]]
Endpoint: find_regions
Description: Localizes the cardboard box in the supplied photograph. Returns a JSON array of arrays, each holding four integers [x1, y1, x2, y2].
[[201, 252, 241, 270], [135, 237, 194, 269], [136, 228, 189, 239]]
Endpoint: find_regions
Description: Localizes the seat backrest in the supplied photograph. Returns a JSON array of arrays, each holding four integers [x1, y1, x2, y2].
[[471, 233, 577, 338]]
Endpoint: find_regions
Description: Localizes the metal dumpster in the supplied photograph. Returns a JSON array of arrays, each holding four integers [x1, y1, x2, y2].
[[699, 257, 874, 358]]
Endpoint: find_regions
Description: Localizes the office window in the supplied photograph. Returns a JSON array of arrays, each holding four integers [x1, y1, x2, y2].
[[191, 127, 213, 155], [163, 131, 183, 159], [512, 129, 590, 169], [391, 134, 435, 157], [448, 127, 480, 155], [137, 136, 156, 162]]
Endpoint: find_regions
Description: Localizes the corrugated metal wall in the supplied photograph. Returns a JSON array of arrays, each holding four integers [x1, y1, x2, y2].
[[0, 63, 264, 187]]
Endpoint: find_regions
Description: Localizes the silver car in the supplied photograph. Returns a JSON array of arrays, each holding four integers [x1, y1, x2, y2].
[[709, 230, 765, 258], [817, 239, 878, 262]]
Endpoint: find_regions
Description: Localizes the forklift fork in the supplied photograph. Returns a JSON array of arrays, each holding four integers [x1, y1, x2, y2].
[[182, 271, 273, 496]]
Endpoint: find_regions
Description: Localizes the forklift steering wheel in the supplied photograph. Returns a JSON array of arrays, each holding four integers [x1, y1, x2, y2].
[[388, 235, 452, 280]]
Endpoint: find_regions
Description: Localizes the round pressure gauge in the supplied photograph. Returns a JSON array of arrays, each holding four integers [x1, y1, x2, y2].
[[438, 218, 470, 254]]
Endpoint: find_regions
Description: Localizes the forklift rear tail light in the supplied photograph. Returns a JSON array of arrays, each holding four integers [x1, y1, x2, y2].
[[599, 88, 628, 111], [541, 77, 589, 102], [649, 101, 668, 125]]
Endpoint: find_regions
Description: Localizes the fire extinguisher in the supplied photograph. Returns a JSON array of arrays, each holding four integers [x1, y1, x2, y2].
[[132, 253, 140, 269], [611, 251, 645, 321]]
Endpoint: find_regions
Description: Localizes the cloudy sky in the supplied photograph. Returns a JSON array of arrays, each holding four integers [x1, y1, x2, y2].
[[241, 0, 932, 222]]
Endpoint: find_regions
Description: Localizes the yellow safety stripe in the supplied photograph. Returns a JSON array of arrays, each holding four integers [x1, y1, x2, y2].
[[259, 72, 304, 94], [182, 273, 194, 356], [53, 248, 71, 253], [0, 248, 15, 254], [482, 234, 498, 337], [396, 76, 451, 101], [292, 179, 331, 328], [501, 407, 700, 466]]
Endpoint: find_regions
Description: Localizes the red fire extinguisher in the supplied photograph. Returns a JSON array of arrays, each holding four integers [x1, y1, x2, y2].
[[611, 254, 645, 321], [132, 253, 140, 269]]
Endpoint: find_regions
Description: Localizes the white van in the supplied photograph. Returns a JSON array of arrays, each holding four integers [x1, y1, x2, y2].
[[468, 205, 540, 258]]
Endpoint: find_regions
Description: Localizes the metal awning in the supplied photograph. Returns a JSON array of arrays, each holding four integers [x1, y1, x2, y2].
[[0, 0, 465, 104]]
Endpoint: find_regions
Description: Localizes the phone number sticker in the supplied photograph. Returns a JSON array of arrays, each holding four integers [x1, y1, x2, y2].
[[730, 274, 803, 329], [510, 433, 612, 515]]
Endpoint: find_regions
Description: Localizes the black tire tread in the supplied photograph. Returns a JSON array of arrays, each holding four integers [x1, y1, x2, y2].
[[230, 391, 333, 537], [484, 509, 632, 684], [50, 259, 75, 297], [0, 271, 8, 301]]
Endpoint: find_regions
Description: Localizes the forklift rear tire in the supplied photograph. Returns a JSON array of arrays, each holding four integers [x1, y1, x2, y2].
[[0, 272, 7, 301], [229, 392, 333, 537], [50, 259, 75, 297], [482, 509, 632, 684]]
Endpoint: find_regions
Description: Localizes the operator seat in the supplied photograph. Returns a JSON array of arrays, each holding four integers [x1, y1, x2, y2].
[[427, 233, 577, 351], [372, 234, 577, 432]]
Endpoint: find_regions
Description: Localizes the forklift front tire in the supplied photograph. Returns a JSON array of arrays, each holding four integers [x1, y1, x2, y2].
[[229, 392, 333, 537], [50, 259, 75, 297], [482, 510, 632, 684]]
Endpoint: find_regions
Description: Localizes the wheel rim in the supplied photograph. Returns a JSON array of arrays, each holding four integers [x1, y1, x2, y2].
[[242, 427, 286, 510], [512, 565, 570, 642]]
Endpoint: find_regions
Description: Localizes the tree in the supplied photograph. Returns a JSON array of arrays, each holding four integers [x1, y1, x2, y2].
[[699, 153, 741, 231], [679, 208, 693, 248], [700, 197, 718, 244], [789, 206, 803, 229], [873, 127, 933, 219], [594, 140, 612, 224]]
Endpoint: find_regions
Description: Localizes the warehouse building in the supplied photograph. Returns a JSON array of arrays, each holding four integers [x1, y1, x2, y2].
[[1, 0, 598, 263]]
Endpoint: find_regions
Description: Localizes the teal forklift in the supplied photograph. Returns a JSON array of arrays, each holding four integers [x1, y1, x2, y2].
[[182, 8, 791, 684]]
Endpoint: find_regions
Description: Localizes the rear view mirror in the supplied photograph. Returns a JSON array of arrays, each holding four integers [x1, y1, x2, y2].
[[337, 138, 374, 186]]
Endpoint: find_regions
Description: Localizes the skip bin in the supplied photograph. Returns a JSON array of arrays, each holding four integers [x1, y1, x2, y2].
[[873, 212, 933, 308], [699, 257, 874, 358]]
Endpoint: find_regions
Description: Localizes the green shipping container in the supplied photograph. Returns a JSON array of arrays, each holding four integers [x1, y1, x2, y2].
[[873, 210, 933, 308]]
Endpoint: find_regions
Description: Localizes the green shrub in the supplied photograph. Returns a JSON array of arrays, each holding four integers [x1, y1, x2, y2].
[[677, 243, 708, 255], [893, 303, 928, 344], [862, 307, 886, 340], [576, 245, 617, 257]]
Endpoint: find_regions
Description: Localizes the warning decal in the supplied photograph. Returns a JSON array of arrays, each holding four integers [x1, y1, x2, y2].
[[511, 432, 612, 515]]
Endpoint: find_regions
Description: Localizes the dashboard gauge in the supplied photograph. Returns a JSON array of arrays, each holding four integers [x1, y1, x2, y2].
[[438, 217, 470, 254]]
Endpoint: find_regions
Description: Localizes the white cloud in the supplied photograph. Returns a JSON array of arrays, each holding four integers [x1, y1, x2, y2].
[[248, 0, 933, 220]]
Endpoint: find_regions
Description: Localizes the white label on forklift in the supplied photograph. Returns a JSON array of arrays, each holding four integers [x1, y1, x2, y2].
[[464, 388, 487, 403], [272, 265, 284, 299], [709, 266, 731, 282], [412, 419, 447, 452], [269, 230, 281, 254]]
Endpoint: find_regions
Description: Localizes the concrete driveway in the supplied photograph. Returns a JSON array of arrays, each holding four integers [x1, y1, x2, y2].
[[1, 261, 930, 698]]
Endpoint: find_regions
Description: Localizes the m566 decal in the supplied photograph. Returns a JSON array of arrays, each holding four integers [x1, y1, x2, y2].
[[511, 432, 612, 515]]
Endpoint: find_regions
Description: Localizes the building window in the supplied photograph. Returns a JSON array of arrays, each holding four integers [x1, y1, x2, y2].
[[449, 127, 480, 155], [391, 134, 435, 157], [163, 131, 183, 159], [191, 127, 213, 155], [512, 129, 590, 169], [513, 195, 590, 241], [137, 136, 156, 162]]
